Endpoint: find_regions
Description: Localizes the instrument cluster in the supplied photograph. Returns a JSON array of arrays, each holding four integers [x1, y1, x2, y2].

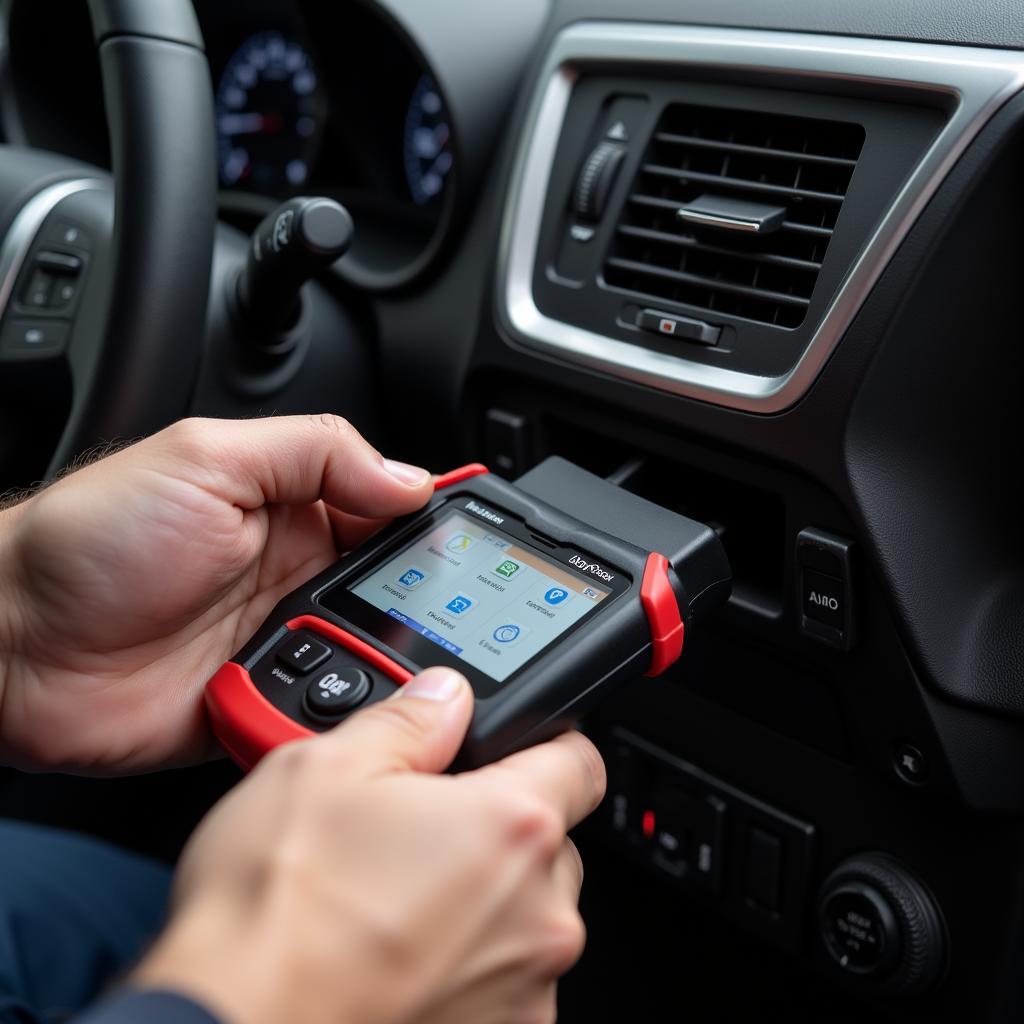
[[199, 0, 456, 287]]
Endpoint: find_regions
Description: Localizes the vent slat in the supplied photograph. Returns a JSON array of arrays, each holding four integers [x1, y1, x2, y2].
[[605, 103, 864, 329], [617, 224, 824, 272], [627, 194, 834, 238], [652, 132, 858, 168], [605, 257, 812, 308], [641, 164, 846, 205]]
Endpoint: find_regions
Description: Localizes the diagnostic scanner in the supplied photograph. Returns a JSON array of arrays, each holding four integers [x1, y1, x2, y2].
[[205, 457, 731, 770]]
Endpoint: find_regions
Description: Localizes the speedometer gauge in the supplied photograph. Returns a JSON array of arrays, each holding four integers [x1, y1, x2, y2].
[[216, 31, 324, 193], [403, 75, 453, 205]]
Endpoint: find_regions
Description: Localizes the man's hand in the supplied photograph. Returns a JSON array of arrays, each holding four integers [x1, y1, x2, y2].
[[135, 669, 606, 1024], [0, 415, 433, 773]]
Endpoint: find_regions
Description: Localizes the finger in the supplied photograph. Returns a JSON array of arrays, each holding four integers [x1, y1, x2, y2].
[[324, 506, 393, 553], [322, 667, 474, 775], [554, 838, 585, 899], [476, 731, 607, 831], [155, 415, 434, 520]]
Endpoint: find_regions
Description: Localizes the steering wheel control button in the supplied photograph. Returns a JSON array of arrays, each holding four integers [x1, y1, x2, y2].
[[41, 219, 91, 252], [22, 270, 55, 308], [0, 320, 69, 358], [796, 528, 856, 650], [17, 252, 85, 316], [638, 309, 721, 346], [36, 251, 84, 275], [304, 667, 371, 719], [276, 632, 332, 675]]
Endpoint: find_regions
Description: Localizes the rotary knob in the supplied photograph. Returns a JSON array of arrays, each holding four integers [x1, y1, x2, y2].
[[817, 853, 946, 994], [573, 141, 626, 221]]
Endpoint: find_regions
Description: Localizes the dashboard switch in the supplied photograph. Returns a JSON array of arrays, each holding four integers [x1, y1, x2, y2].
[[484, 408, 532, 478], [744, 826, 784, 913], [796, 528, 855, 650], [803, 569, 845, 630], [638, 308, 720, 346]]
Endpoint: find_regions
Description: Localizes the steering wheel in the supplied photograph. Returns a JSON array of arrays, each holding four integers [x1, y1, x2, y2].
[[0, 0, 215, 479]]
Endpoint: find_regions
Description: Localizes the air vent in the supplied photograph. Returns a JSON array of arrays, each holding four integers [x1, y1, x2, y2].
[[603, 105, 865, 329]]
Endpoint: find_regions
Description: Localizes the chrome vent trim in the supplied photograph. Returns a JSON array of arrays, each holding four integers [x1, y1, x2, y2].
[[496, 24, 1024, 413]]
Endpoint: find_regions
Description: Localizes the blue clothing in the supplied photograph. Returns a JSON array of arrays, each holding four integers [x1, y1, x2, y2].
[[0, 821, 210, 1024], [75, 991, 218, 1024]]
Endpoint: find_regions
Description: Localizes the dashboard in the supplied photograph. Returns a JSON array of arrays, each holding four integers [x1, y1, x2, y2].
[[2, 1, 1024, 1023]]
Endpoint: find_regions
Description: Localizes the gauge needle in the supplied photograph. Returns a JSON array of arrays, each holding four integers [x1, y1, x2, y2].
[[218, 112, 285, 136]]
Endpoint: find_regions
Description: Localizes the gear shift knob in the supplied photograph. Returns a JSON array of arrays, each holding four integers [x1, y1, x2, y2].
[[236, 196, 353, 343]]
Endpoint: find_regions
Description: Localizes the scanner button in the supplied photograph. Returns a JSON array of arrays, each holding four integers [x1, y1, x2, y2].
[[277, 632, 332, 675], [305, 667, 371, 718]]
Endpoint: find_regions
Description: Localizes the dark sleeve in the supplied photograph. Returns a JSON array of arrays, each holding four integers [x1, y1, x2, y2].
[[73, 990, 221, 1024]]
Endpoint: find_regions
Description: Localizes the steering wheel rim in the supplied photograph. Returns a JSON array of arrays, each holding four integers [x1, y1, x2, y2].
[[7, 0, 217, 475]]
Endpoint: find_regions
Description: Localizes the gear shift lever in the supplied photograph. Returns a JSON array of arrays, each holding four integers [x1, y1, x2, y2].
[[235, 196, 353, 350]]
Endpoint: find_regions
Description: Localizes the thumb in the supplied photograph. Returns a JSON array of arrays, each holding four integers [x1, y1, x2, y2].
[[325, 667, 474, 775]]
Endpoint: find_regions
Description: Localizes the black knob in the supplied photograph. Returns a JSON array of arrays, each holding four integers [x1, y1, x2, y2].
[[573, 141, 626, 221], [303, 666, 371, 720], [818, 853, 946, 994], [236, 196, 353, 343]]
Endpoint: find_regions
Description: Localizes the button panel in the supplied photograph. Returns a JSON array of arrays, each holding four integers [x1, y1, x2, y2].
[[1, 213, 93, 363], [249, 625, 404, 730], [605, 729, 815, 951]]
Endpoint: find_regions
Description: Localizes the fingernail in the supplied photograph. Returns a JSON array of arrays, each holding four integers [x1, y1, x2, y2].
[[397, 667, 466, 702], [383, 459, 430, 486]]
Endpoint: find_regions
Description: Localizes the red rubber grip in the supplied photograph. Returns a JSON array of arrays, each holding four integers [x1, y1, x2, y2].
[[206, 616, 412, 770], [640, 552, 685, 676], [433, 463, 488, 490], [206, 662, 311, 771]]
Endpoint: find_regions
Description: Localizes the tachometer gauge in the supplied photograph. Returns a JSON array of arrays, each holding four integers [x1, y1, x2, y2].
[[216, 31, 323, 192], [403, 74, 453, 205]]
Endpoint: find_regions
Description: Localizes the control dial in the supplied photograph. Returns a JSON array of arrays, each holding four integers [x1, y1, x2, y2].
[[573, 141, 626, 221], [818, 853, 946, 994]]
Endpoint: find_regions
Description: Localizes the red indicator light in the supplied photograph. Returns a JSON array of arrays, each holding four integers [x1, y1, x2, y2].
[[642, 809, 656, 839]]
